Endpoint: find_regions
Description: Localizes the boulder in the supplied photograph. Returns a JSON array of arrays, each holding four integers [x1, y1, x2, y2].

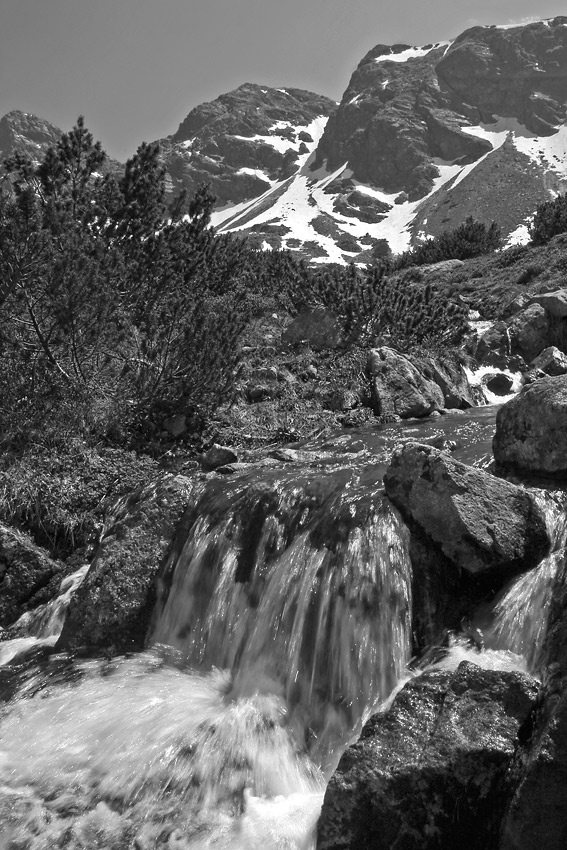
[[418, 354, 480, 408], [0, 524, 64, 628], [508, 303, 551, 362], [530, 346, 567, 377], [474, 321, 512, 366], [493, 375, 567, 477], [529, 289, 567, 319], [200, 444, 238, 471], [383, 442, 550, 576], [282, 307, 343, 350], [317, 661, 540, 850], [56, 475, 192, 653], [367, 347, 444, 419], [484, 372, 514, 396]]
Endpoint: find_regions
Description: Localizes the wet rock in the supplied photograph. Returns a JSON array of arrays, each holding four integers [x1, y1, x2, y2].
[[418, 354, 479, 408], [283, 307, 343, 350], [485, 372, 514, 396], [317, 661, 540, 850], [0, 525, 63, 628], [474, 321, 512, 366], [367, 347, 444, 419], [383, 442, 550, 576], [508, 303, 551, 363], [493, 375, 567, 477], [57, 475, 193, 653], [201, 444, 238, 471], [530, 346, 567, 377]]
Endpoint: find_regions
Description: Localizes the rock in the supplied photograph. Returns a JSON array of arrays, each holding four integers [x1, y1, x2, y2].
[[530, 346, 567, 377], [201, 444, 238, 471], [367, 347, 444, 419], [475, 321, 512, 366], [530, 289, 567, 319], [246, 383, 279, 402], [56, 475, 192, 653], [162, 414, 187, 438], [383, 442, 550, 576], [508, 303, 551, 362], [282, 307, 344, 350], [493, 375, 567, 477], [503, 294, 530, 319], [317, 661, 540, 850], [418, 354, 479, 408], [484, 372, 514, 395], [0, 525, 64, 628]]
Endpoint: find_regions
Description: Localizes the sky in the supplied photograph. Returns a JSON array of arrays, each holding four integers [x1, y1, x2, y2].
[[2, 0, 567, 161]]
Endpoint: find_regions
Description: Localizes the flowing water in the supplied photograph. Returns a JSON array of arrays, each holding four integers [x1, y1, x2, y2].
[[0, 406, 564, 849]]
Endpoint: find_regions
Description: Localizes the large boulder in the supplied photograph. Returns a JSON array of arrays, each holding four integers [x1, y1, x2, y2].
[[367, 347, 444, 419], [529, 289, 567, 319], [56, 475, 193, 653], [530, 346, 567, 377], [493, 375, 567, 477], [317, 661, 540, 850], [0, 524, 64, 628], [508, 304, 551, 362], [384, 442, 550, 576]]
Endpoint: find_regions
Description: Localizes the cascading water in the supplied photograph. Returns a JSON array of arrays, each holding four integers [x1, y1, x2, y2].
[[0, 462, 413, 849], [0, 406, 564, 849]]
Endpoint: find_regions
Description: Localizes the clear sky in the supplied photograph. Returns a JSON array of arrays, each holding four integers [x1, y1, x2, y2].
[[2, 0, 566, 161]]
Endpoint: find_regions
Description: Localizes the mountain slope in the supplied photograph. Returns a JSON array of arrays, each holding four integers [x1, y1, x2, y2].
[[213, 17, 567, 263]]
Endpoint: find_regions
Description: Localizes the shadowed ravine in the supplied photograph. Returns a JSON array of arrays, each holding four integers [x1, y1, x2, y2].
[[0, 407, 561, 849]]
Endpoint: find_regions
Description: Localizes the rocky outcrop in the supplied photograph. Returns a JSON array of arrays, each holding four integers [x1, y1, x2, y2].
[[530, 346, 567, 376], [493, 375, 567, 477], [384, 442, 550, 576], [0, 524, 64, 628], [508, 303, 551, 363], [56, 475, 193, 653], [367, 348, 444, 418], [318, 661, 540, 850], [157, 84, 336, 207], [0, 110, 62, 163]]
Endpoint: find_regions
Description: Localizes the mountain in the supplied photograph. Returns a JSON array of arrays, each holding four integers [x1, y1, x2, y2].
[[0, 110, 62, 162], [156, 83, 336, 207], [3, 17, 567, 264], [209, 17, 567, 263]]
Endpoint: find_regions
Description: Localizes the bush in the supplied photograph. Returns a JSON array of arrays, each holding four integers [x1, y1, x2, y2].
[[395, 217, 501, 268], [530, 193, 567, 245]]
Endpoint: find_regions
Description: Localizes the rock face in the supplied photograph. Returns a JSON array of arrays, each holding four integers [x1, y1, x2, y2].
[[157, 83, 335, 208], [367, 347, 444, 418], [384, 442, 550, 576], [493, 375, 567, 477], [56, 476, 192, 653], [0, 524, 63, 628], [508, 303, 551, 362], [530, 346, 567, 376], [0, 110, 62, 162], [317, 661, 540, 850]]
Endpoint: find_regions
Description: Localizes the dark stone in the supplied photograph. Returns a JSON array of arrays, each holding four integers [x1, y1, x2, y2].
[[530, 346, 567, 377], [0, 525, 64, 628], [384, 442, 550, 576], [493, 375, 567, 477], [317, 661, 540, 850], [56, 475, 192, 653], [201, 445, 238, 472], [485, 373, 514, 395]]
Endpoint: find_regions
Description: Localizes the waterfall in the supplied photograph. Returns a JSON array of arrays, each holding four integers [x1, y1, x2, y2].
[[0, 464, 413, 849]]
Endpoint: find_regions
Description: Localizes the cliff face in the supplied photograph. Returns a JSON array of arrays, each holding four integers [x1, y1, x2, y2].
[[0, 110, 62, 162], [156, 83, 336, 206]]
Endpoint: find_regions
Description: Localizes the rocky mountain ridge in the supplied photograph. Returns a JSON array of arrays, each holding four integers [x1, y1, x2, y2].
[[3, 17, 567, 263]]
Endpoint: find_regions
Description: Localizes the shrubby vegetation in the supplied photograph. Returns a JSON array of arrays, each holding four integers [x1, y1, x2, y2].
[[0, 118, 474, 459], [395, 216, 501, 268], [530, 192, 567, 245]]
